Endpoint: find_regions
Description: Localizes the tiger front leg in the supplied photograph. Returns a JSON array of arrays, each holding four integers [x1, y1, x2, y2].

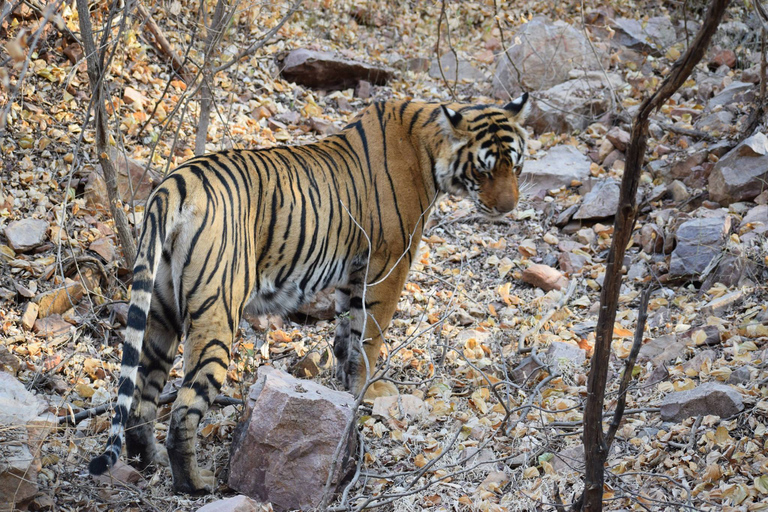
[[337, 265, 409, 399]]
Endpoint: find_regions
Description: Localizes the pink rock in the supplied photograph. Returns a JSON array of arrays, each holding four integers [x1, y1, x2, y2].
[[521, 264, 567, 291], [196, 495, 263, 512], [228, 366, 356, 511]]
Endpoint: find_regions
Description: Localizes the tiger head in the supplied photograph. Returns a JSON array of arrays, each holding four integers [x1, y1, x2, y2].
[[435, 93, 530, 219]]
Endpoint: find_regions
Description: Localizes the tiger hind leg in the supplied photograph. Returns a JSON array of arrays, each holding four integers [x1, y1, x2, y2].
[[125, 304, 181, 471], [333, 286, 352, 381], [166, 304, 233, 494]]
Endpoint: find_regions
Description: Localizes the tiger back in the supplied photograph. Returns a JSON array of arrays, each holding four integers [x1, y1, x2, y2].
[[89, 94, 530, 494]]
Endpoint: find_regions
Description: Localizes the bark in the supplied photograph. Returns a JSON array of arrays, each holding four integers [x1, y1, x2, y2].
[[76, 0, 137, 266], [194, 0, 227, 155], [579, 1, 731, 510], [136, 1, 195, 83]]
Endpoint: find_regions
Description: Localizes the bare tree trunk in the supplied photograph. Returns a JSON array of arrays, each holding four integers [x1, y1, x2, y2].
[[194, 0, 228, 155], [579, 1, 730, 510], [76, 0, 137, 266]]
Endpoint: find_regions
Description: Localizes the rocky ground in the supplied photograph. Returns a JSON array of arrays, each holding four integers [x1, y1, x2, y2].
[[1, 0, 767, 511]]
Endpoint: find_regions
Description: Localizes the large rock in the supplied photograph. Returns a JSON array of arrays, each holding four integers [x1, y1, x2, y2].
[[707, 81, 754, 109], [546, 342, 586, 372], [669, 216, 731, 278], [278, 49, 393, 91], [521, 264, 567, 291], [0, 372, 49, 511], [526, 71, 624, 134], [520, 145, 592, 197], [196, 495, 263, 512], [659, 382, 743, 421], [606, 17, 675, 56], [709, 133, 768, 205], [574, 179, 620, 220], [110, 148, 163, 204], [35, 280, 85, 318], [492, 18, 607, 97], [228, 366, 357, 511], [4, 218, 48, 253], [428, 52, 485, 82]]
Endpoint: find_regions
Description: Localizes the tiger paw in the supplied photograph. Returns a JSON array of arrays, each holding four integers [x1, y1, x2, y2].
[[173, 468, 215, 495]]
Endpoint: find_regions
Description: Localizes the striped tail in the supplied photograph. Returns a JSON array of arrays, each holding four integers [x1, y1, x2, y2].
[[89, 192, 173, 475]]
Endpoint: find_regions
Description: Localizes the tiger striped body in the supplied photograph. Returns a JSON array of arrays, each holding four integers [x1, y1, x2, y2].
[[89, 96, 530, 493]]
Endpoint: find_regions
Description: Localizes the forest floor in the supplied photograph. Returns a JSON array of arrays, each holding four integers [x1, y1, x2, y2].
[[1, 0, 768, 511]]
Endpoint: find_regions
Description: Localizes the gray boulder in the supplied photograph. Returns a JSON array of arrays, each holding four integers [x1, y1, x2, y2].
[[4, 218, 48, 253], [709, 133, 768, 205], [669, 216, 731, 278], [574, 179, 621, 220], [521, 145, 592, 197], [660, 382, 743, 421], [428, 52, 485, 82]]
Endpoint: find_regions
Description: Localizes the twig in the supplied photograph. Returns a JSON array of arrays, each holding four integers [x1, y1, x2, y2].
[[59, 391, 242, 425], [136, 1, 195, 83], [435, 0, 458, 101], [604, 287, 651, 449]]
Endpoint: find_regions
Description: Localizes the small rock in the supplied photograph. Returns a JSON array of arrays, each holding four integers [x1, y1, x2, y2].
[[682, 349, 716, 373], [659, 382, 743, 421], [354, 80, 371, 99], [554, 204, 579, 227], [546, 341, 586, 371], [727, 366, 752, 385], [0, 346, 21, 375], [602, 149, 623, 171], [0, 372, 48, 425], [110, 148, 162, 204], [111, 303, 129, 326], [669, 216, 731, 278], [228, 366, 356, 511], [295, 288, 336, 320], [521, 145, 592, 197], [667, 180, 689, 203], [703, 290, 743, 316], [521, 264, 567, 292], [62, 42, 83, 65], [707, 81, 754, 109], [639, 223, 664, 254], [309, 117, 339, 136], [35, 281, 85, 318], [5, 218, 49, 253], [274, 111, 301, 126], [694, 111, 734, 136], [558, 251, 588, 275], [679, 325, 721, 346], [511, 356, 543, 385], [123, 86, 148, 109], [407, 57, 430, 73], [196, 495, 263, 512], [460, 447, 495, 467], [740, 204, 768, 230], [452, 309, 475, 326], [606, 127, 630, 152], [551, 446, 585, 475], [742, 65, 761, 84], [575, 228, 596, 246], [476, 471, 508, 494], [21, 302, 38, 331], [710, 49, 736, 69], [372, 394, 427, 423], [709, 132, 768, 205], [574, 179, 620, 220], [33, 315, 71, 337], [84, 171, 108, 210], [428, 52, 485, 82], [638, 334, 687, 364], [93, 459, 143, 485], [293, 352, 321, 379], [278, 49, 393, 90], [89, 237, 116, 263]]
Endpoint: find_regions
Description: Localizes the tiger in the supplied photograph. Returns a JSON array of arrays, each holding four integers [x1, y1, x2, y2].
[[88, 93, 530, 494]]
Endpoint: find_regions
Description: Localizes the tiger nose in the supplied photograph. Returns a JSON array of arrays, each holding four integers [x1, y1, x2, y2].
[[496, 190, 518, 212]]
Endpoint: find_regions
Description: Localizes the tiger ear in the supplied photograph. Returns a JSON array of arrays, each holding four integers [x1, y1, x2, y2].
[[504, 92, 530, 123], [441, 105, 466, 131]]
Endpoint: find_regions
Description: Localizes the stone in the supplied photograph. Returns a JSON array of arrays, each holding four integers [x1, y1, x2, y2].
[[709, 133, 768, 205], [526, 71, 624, 134], [110, 148, 163, 204], [707, 81, 754, 109], [742, 65, 761, 84], [728, 366, 753, 385], [703, 290, 743, 316], [21, 302, 38, 331], [606, 127, 630, 152], [558, 251, 588, 275], [0, 443, 40, 511], [111, 303, 129, 326], [659, 382, 743, 421], [372, 394, 427, 423], [123, 86, 148, 109], [428, 52, 485, 82], [555, 204, 579, 227], [0, 372, 48, 425], [520, 145, 592, 197], [710, 49, 736, 69], [354, 80, 371, 99], [667, 180, 690, 203], [228, 366, 356, 511], [196, 495, 263, 512], [575, 227, 596, 245], [4, 218, 48, 253], [574, 179, 620, 220], [0, 346, 20, 376], [308, 117, 339, 136], [33, 315, 71, 337], [521, 264, 567, 292], [492, 17, 607, 97], [669, 216, 730, 278], [679, 325, 721, 346], [702, 254, 756, 289], [682, 349, 716, 373], [694, 111, 734, 136], [407, 57, 430, 73], [740, 205, 768, 230], [278, 49, 393, 91], [511, 356, 543, 385], [84, 171, 108, 210], [295, 288, 336, 321], [603, 17, 672, 55], [89, 237, 116, 263], [638, 334, 686, 364], [93, 460, 143, 486], [274, 111, 301, 125], [639, 223, 664, 253], [669, 150, 708, 182], [62, 42, 83, 65], [35, 281, 85, 318], [551, 446, 585, 475], [546, 341, 586, 371], [460, 447, 495, 467]]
